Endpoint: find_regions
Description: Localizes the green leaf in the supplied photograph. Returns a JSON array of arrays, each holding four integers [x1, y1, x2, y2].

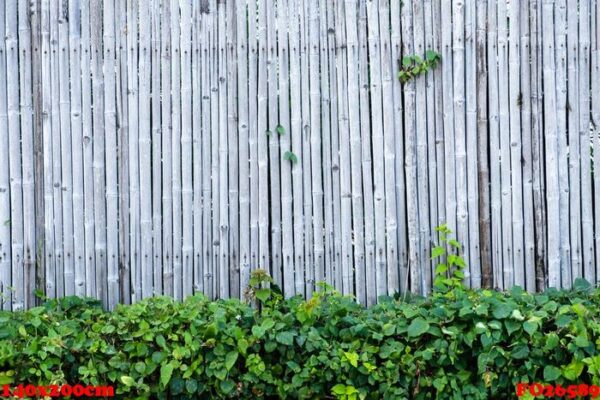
[[252, 325, 266, 339], [511, 344, 530, 359], [563, 361, 584, 380], [543, 365, 561, 381], [225, 351, 238, 371], [275, 331, 295, 346], [523, 320, 538, 336], [407, 318, 430, 337], [431, 246, 445, 258], [255, 288, 271, 302], [343, 351, 359, 368], [160, 363, 174, 388], [332, 384, 347, 395], [220, 379, 235, 394], [402, 56, 413, 67], [156, 335, 167, 348], [492, 303, 512, 319], [120, 376, 135, 387], [276, 125, 285, 135], [283, 151, 298, 164]]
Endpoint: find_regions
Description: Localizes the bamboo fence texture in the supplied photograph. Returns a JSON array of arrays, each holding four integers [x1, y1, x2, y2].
[[0, 0, 598, 310]]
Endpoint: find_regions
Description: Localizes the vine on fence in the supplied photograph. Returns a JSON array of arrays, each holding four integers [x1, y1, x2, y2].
[[398, 50, 441, 83]]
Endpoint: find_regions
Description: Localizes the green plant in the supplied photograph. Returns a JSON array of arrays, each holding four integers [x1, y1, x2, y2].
[[283, 151, 298, 164], [398, 50, 440, 83], [2, 251, 600, 398], [431, 224, 467, 293]]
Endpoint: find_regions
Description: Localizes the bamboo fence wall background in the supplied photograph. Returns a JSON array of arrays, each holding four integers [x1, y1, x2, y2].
[[0, 0, 599, 310]]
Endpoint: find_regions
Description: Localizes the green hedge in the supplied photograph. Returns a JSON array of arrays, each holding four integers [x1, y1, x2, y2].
[[1, 276, 600, 399]]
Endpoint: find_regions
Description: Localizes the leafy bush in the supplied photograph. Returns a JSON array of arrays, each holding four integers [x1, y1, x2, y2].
[[2, 227, 600, 399], [1, 275, 600, 399]]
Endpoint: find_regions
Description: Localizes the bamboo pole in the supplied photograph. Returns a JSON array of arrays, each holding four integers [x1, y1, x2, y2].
[[181, 0, 194, 298], [542, 0, 561, 288], [367, 0, 388, 297], [379, 0, 398, 296], [192, 0, 202, 295], [58, 0, 74, 298], [249, 0, 260, 281], [151, 0, 163, 296], [117, 0, 130, 303], [476, 0, 491, 288], [578, 0, 595, 280], [520, 0, 536, 291], [358, 0, 375, 304], [19, 0, 36, 308], [104, 0, 119, 308], [7, 0, 24, 309], [0, 0, 11, 310], [465, 0, 480, 287], [80, 0, 95, 298], [161, 0, 173, 298]]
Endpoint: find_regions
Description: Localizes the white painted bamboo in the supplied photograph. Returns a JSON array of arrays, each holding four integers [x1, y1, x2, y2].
[[18, 0, 36, 307], [103, 0, 119, 309], [391, 0, 408, 295], [441, 0, 457, 259], [358, 0, 376, 305], [249, 0, 261, 280], [566, 0, 582, 281], [117, 0, 130, 304], [530, 0, 547, 290], [379, 0, 398, 296], [210, 0, 219, 298], [593, 0, 600, 282], [319, 0, 334, 286], [225, 0, 239, 299], [138, 0, 152, 299], [487, 0, 502, 289], [555, 0, 570, 287], [217, 0, 230, 299], [476, 0, 491, 287], [401, 0, 419, 295], [200, 0, 212, 297], [171, 0, 183, 299], [366, 0, 387, 297], [410, 0, 429, 294], [278, 0, 294, 297], [247, 0, 258, 278], [309, 0, 324, 292], [58, 0, 74, 298], [50, 0, 64, 299], [432, 0, 446, 237], [424, 0, 437, 294], [68, 0, 86, 299], [578, 0, 595, 280], [161, 0, 173, 298], [328, 0, 342, 291], [90, 0, 106, 305], [542, 0, 560, 288], [520, 0, 536, 291], [335, 0, 353, 296], [192, 1, 202, 295], [508, 0, 524, 288], [181, 0, 194, 298], [151, 0, 163, 296], [300, 0, 314, 298], [239, 0, 251, 295], [7, 0, 24, 309], [80, 0, 95, 298], [452, 0, 469, 283], [290, 0, 305, 297], [465, 0, 480, 287], [0, 0, 10, 310], [266, 0, 280, 286], [497, 0, 513, 289]]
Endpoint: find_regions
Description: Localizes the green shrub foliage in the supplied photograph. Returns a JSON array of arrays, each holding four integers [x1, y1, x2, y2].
[[1, 278, 600, 399]]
